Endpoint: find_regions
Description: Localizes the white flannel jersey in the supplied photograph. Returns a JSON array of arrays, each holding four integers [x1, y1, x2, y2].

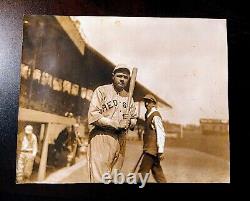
[[20, 133, 38, 156], [88, 84, 137, 132]]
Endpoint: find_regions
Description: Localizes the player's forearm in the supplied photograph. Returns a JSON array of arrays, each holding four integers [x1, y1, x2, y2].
[[32, 147, 38, 157], [95, 117, 119, 130]]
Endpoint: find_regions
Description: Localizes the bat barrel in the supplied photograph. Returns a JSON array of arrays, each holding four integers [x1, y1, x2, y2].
[[126, 67, 138, 114]]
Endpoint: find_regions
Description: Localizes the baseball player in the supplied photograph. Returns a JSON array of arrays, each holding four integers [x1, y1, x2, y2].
[[137, 94, 167, 183], [87, 64, 137, 182], [16, 125, 38, 183]]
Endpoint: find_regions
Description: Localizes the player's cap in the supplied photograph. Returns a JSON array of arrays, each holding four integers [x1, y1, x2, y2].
[[25, 125, 33, 134], [113, 64, 130, 76], [143, 94, 157, 104]]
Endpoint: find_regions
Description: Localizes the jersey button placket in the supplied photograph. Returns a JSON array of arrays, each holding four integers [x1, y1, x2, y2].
[[117, 96, 123, 120]]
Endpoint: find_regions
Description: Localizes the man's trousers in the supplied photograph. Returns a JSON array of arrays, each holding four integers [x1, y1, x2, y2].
[[138, 152, 166, 183]]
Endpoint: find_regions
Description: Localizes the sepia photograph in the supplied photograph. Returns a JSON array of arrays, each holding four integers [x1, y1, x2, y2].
[[16, 15, 229, 185]]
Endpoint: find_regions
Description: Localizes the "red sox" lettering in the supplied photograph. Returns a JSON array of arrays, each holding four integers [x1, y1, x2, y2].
[[101, 100, 127, 113]]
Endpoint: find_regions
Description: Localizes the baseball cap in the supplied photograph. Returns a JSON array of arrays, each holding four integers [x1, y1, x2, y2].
[[143, 94, 157, 103], [113, 64, 130, 76], [25, 125, 33, 134]]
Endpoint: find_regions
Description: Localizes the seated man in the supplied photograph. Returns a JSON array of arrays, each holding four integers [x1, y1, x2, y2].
[[54, 125, 77, 167]]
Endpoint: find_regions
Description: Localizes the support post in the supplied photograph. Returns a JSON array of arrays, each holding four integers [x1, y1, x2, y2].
[[37, 123, 50, 181]]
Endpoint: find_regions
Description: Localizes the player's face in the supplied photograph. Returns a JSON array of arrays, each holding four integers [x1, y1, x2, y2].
[[113, 72, 130, 91], [144, 100, 155, 110], [25, 132, 32, 136], [74, 126, 79, 132], [66, 126, 72, 132]]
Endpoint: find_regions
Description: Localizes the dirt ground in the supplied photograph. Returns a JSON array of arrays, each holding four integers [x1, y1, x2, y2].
[[43, 139, 230, 183]]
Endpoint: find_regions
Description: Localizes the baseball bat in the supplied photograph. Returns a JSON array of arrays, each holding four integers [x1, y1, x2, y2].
[[131, 152, 144, 173], [125, 67, 138, 115]]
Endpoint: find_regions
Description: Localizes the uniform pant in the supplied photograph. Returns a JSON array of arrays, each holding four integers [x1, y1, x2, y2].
[[87, 131, 125, 183], [138, 152, 166, 183], [16, 152, 35, 183]]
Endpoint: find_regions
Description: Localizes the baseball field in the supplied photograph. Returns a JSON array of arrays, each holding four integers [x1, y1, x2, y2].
[[42, 132, 230, 183]]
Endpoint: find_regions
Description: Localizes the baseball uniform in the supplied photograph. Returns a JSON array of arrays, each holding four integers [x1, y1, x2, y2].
[[87, 84, 137, 182], [16, 131, 38, 183]]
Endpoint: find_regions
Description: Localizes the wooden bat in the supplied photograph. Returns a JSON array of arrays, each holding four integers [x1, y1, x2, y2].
[[125, 67, 138, 115], [131, 152, 144, 173]]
